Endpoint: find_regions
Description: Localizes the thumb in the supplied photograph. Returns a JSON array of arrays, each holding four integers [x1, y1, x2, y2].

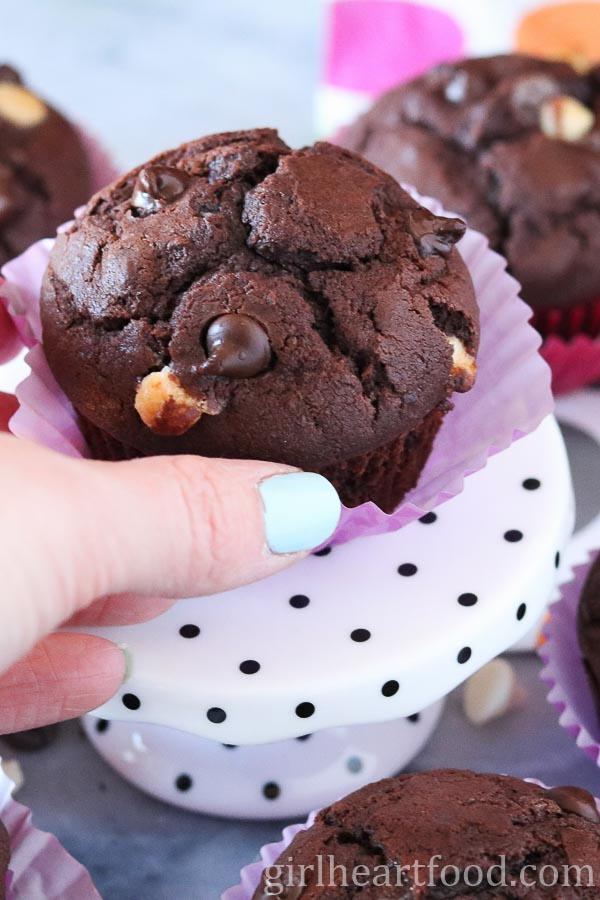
[[0, 437, 341, 668]]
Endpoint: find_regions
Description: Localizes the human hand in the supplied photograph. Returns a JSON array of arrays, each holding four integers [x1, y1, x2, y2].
[[0, 310, 341, 735]]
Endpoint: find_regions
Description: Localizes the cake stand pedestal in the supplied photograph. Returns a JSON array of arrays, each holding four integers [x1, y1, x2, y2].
[[80, 414, 573, 817]]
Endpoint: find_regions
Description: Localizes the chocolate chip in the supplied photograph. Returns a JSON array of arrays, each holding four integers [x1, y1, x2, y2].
[[0, 65, 22, 85], [545, 786, 600, 822], [131, 164, 189, 216], [200, 313, 272, 378], [409, 209, 466, 258], [2, 724, 60, 751]]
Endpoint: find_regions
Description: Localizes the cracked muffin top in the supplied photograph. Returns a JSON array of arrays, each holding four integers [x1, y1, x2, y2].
[[40, 129, 478, 471], [0, 64, 90, 266], [342, 54, 600, 311], [253, 769, 600, 898]]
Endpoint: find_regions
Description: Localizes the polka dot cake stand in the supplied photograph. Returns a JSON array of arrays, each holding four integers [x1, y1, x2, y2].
[[83, 702, 443, 820], [79, 414, 573, 816]]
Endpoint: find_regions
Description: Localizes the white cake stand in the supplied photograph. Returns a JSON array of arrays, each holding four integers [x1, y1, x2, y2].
[[79, 414, 573, 817]]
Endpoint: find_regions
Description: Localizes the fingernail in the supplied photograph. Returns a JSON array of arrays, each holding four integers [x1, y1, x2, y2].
[[116, 642, 133, 682], [259, 472, 341, 554]]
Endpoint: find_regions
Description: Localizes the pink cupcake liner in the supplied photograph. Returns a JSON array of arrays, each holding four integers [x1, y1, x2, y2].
[[223, 778, 586, 899], [541, 336, 600, 396], [539, 551, 600, 764], [0, 763, 100, 899], [1, 192, 552, 545]]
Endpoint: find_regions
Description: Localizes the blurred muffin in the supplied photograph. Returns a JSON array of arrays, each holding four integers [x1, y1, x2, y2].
[[577, 553, 600, 718], [0, 817, 8, 900], [254, 769, 600, 897], [40, 129, 478, 511], [342, 54, 600, 341], [0, 64, 91, 265]]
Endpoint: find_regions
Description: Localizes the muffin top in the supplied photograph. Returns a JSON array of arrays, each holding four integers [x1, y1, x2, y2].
[[342, 54, 600, 310], [578, 553, 600, 716], [254, 769, 600, 898], [41, 129, 478, 471], [0, 64, 90, 266]]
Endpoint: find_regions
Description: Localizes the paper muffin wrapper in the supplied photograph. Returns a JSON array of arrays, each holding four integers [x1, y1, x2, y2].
[[539, 551, 600, 764], [0, 761, 100, 899], [540, 335, 600, 397], [1, 192, 552, 545], [223, 778, 588, 899]]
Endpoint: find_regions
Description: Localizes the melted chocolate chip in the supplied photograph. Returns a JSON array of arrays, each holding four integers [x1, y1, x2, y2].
[[131, 164, 189, 216], [410, 209, 466, 258], [545, 786, 600, 823], [200, 313, 272, 378], [3, 724, 60, 751]]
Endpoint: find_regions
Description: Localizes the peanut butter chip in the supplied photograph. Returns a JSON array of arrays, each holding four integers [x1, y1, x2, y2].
[[0, 83, 47, 128], [540, 95, 594, 142], [135, 367, 213, 436], [448, 336, 477, 392]]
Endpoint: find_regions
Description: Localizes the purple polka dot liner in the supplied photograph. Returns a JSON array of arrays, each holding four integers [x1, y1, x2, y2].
[[0, 763, 100, 899], [540, 551, 600, 764], [1, 190, 552, 546]]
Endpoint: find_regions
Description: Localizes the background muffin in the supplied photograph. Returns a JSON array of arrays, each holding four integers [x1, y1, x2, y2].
[[0, 64, 91, 265], [40, 128, 478, 511], [577, 553, 600, 720], [0, 818, 8, 900], [254, 769, 600, 897], [341, 54, 600, 340]]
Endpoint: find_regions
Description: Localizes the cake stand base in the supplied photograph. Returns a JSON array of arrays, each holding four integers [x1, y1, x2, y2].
[[83, 701, 443, 820]]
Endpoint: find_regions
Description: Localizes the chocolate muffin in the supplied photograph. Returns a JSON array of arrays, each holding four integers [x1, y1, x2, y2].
[[254, 770, 600, 898], [341, 54, 600, 338], [577, 553, 600, 719], [0, 818, 8, 900], [40, 129, 478, 511], [0, 64, 91, 266]]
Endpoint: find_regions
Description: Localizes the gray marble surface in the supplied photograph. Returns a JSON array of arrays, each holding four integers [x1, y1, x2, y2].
[[2, 3, 600, 899]]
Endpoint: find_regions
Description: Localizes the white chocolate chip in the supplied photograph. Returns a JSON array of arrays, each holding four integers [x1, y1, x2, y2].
[[135, 366, 216, 436], [540, 95, 594, 142], [1, 758, 24, 793], [463, 658, 524, 726], [448, 336, 477, 392], [0, 83, 47, 128]]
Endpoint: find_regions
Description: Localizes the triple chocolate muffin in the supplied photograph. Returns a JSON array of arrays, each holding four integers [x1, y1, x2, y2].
[[0, 64, 91, 265], [40, 129, 479, 511], [341, 54, 600, 338], [0, 818, 8, 900], [577, 553, 600, 719], [254, 770, 600, 898]]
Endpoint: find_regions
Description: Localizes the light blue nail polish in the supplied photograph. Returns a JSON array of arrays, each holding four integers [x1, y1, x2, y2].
[[259, 472, 342, 554]]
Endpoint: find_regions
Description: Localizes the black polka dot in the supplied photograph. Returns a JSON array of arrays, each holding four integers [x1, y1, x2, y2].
[[263, 782, 281, 800], [207, 707, 226, 724], [239, 659, 260, 675], [555, 552, 561, 569], [223, 744, 237, 749], [382, 680, 399, 697], [179, 624, 200, 639], [95, 719, 109, 734], [419, 512, 437, 525], [296, 734, 311, 741], [351, 628, 371, 642], [313, 547, 332, 557], [295, 702, 315, 719], [457, 647, 472, 664], [175, 774, 193, 792], [516, 603, 527, 621], [458, 592, 478, 607], [407, 713, 420, 724], [504, 529, 523, 543], [398, 563, 418, 577], [289, 594, 310, 609], [122, 693, 140, 711], [523, 478, 541, 491]]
